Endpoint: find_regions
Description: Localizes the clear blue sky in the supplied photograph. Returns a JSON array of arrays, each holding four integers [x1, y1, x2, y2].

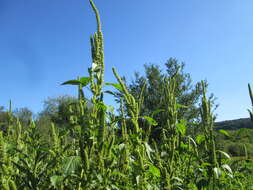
[[0, 0, 253, 121]]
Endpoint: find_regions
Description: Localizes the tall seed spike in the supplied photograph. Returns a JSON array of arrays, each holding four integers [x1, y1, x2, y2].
[[8, 100, 12, 113], [0, 131, 6, 164], [248, 83, 253, 107], [248, 84, 253, 126], [89, 0, 102, 33]]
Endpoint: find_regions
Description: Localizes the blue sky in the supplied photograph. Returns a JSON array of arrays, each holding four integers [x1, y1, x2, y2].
[[0, 0, 253, 121]]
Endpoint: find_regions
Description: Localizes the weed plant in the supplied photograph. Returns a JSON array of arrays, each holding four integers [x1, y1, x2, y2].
[[0, 0, 253, 189]]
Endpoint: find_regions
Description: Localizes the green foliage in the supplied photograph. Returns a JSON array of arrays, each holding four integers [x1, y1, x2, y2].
[[116, 60, 218, 143], [0, 0, 253, 189], [215, 118, 252, 130]]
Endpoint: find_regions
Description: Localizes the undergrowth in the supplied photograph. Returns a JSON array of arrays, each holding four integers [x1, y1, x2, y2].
[[1, 0, 253, 189]]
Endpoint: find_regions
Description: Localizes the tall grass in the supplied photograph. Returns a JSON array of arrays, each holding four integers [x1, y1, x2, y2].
[[0, 0, 253, 189]]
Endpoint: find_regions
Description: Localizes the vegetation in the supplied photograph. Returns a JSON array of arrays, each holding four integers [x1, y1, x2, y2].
[[1, 0, 253, 189], [115, 60, 217, 142], [215, 118, 252, 130]]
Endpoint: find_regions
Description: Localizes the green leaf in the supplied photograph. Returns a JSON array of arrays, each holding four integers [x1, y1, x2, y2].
[[149, 165, 161, 177], [196, 134, 205, 144], [218, 129, 229, 137], [144, 142, 154, 162], [50, 175, 64, 188], [217, 150, 231, 159], [171, 176, 183, 183], [61, 80, 81, 86], [107, 105, 114, 113], [176, 120, 187, 136], [95, 102, 107, 111], [79, 77, 91, 86], [187, 136, 197, 148], [143, 116, 158, 126], [214, 167, 222, 178], [61, 77, 90, 87], [222, 164, 232, 173], [105, 83, 123, 91], [176, 104, 188, 110], [151, 109, 165, 116], [180, 142, 188, 149]]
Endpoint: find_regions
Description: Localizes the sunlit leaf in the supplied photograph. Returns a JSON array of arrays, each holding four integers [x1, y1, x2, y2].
[[144, 142, 154, 161], [79, 77, 91, 86], [143, 116, 158, 126], [222, 164, 232, 173], [187, 136, 197, 148], [171, 176, 183, 183], [196, 134, 205, 144], [218, 129, 229, 137], [149, 165, 160, 177], [61, 77, 90, 87], [176, 120, 187, 136], [217, 150, 231, 159], [214, 167, 222, 178], [176, 104, 188, 110], [105, 83, 123, 91]]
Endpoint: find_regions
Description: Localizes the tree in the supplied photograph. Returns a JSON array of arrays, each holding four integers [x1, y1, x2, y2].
[[117, 58, 216, 140], [38, 95, 78, 127], [14, 107, 33, 126]]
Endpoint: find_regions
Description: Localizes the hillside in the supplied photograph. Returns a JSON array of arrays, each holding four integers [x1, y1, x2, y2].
[[215, 117, 253, 130]]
